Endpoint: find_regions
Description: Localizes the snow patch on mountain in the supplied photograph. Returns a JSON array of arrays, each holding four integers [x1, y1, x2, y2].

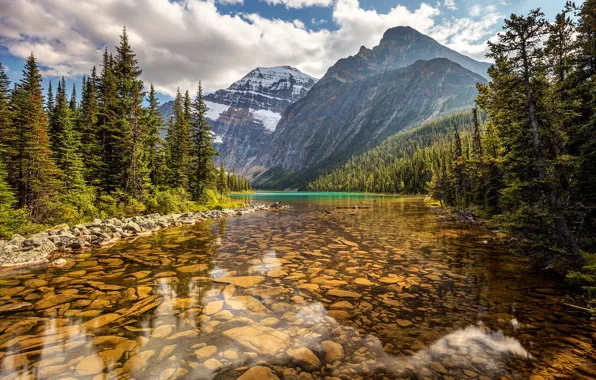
[[205, 101, 229, 120], [252, 109, 282, 132]]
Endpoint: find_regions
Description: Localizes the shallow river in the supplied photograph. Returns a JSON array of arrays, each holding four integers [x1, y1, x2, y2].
[[0, 193, 594, 380]]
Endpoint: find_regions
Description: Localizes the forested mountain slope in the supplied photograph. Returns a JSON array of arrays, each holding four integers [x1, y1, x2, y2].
[[252, 26, 490, 188], [308, 111, 482, 193]]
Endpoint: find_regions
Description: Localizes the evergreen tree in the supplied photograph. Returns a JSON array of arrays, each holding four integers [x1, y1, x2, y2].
[[97, 48, 120, 193], [484, 9, 583, 269], [574, 0, 596, 243], [0, 62, 12, 158], [145, 84, 166, 188], [10, 54, 62, 219], [0, 157, 23, 238], [79, 68, 100, 184], [189, 82, 217, 201], [216, 162, 228, 196], [46, 81, 54, 121], [114, 27, 149, 198], [165, 89, 190, 190], [52, 76, 85, 190], [69, 83, 77, 114]]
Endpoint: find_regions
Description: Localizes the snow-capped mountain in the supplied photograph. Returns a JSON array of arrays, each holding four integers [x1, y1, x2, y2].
[[158, 66, 317, 173]]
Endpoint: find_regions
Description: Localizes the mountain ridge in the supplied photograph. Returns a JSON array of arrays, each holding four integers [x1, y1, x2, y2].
[[158, 66, 317, 172], [252, 55, 487, 188]]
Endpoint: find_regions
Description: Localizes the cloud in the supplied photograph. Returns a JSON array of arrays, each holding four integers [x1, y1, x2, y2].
[[0, 0, 496, 97], [469, 4, 497, 17], [429, 11, 501, 60], [263, 0, 333, 8], [444, 0, 457, 11]]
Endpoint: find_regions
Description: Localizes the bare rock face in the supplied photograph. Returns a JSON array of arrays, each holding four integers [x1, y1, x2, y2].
[[252, 26, 490, 189], [159, 66, 317, 174]]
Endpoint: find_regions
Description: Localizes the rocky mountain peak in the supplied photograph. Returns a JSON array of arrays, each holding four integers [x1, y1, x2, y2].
[[227, 66, 317, 107], [319, 26, 490, 86], [379, 25, 420, 43]]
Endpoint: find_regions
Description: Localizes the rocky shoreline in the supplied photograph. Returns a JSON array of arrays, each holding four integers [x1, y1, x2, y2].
[[0, 203, 271, 270]]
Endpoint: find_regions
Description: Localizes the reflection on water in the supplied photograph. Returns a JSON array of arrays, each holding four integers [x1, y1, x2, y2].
[[0, 194, 595, 379]]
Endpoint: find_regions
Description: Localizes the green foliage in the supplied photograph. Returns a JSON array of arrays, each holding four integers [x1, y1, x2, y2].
[[309, 111, 482, 194], [309, 2, 596, 300], [189, 82, 218, 201], [0, 27, 225, 240], [567, 252, 596, 317], [226, 171, 253, 192]]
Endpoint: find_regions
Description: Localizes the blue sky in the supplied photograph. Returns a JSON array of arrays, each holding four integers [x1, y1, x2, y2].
[[0, 0, 577, 103]]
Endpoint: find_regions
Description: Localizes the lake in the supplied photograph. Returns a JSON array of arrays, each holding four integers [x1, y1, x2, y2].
[[0, 193, 594, 379]]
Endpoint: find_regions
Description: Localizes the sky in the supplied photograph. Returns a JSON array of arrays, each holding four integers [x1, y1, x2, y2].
[[0, 0, 577, 102]]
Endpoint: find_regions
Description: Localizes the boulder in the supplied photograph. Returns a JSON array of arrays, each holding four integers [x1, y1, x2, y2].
[[287, 347, 321, 370], [123, 221, 142, 234], [238, 366, 279, 380], [321, 341, 344, 362]]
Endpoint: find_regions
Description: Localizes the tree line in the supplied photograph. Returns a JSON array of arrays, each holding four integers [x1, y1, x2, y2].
[[308, 111, 483, 194], [0, 28, 250, 238], [310, 2, 596, 288]]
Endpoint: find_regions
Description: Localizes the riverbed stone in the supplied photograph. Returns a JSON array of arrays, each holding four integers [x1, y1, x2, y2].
[[203, 358, 223, 372], [213, 276, 264, 288], [123, 350, 155, 373], [287, 347, 321, 370], [194, 345, 217, 359], [321, 340, 344, 362], [203, 300, 224, 315], [238, 366, 279, 380], [223, 325, 290, 355], [327, 289, 362, 298], [75, 354, 105, 376]]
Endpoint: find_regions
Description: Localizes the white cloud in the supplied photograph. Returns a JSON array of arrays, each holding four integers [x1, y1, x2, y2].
[[469, 4, 497, 17], [0, 0, 496, 97], [444, 0, 457, 11], [218, 0, 244, 4], [263, 0, 333, 8], [429, 11, 501, 60], [311, 18, 328, 25]]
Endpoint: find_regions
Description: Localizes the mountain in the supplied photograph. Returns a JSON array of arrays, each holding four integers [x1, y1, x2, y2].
[[251, 26, 489, 188], [308, 110, 482, 193], [158, 66, 317, 172]]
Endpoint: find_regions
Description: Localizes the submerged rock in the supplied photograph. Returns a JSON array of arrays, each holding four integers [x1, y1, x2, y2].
[[287, 347, 321, 370], [238, 366, 279, 380]]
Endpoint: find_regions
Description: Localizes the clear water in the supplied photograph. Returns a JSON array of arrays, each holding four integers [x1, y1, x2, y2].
[[0, 194, 594, 379]]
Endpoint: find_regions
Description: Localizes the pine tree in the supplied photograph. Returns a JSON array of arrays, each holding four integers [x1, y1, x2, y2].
[[574, 0, 596, 241], [189, 82, 217, 201], [10, 54, 62, 219], [69, 83, 77, 114], [97, 48, 120, 193], [145, 84, 166, 188], [48, 78, 65, 153], [79, 68, 100, 184], [483, 9, 583, 269], [0, 156, 22, 238], [46, 81, 54, 121], [0, 62, 12, 159], [216, 162, 228, 196], [52, 76, 85, 190], [165, 89, 190, 190], [471, 107, 482, 160], [114, 27, 149, 198]]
